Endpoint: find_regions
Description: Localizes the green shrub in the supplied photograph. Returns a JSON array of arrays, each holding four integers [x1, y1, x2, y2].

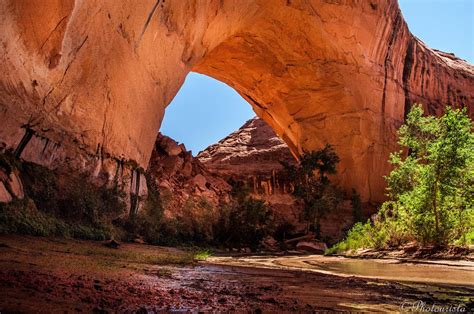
[[20, 161, 126, 227], [0, 198, 111, 240], [0, 154, 126, 241], [214, 197, 274, 249], [274, 221, 297, 242]]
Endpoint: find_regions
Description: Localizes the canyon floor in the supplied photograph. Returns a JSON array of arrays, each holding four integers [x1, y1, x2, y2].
[[0, 235, 473, 313]]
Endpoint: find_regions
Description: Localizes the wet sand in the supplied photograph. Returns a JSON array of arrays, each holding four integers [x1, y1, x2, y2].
[[207, 254, 474, 286], [0, 235, 473, 312]]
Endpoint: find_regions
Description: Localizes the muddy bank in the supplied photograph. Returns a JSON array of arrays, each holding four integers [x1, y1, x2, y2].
[[0, 235, 473, 312]]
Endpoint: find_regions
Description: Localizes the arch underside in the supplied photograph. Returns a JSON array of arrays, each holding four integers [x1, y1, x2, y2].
[[0, 0, 473, 203]]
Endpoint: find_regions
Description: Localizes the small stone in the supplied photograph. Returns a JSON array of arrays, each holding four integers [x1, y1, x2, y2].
[[104, 240, 120, 249]]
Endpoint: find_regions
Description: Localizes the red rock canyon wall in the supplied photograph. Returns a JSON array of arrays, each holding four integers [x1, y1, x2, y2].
[[1, 0, 473, 203]]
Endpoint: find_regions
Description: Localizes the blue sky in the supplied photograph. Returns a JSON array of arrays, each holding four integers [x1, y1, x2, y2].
[[161, 1, 473, 155]]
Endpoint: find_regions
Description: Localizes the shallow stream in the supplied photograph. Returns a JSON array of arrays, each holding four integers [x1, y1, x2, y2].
[[207, 254, 474, 286]]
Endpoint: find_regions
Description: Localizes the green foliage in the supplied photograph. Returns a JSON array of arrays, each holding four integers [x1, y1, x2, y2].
[[282, 144, 342, 236], [0, 154, 124, 241], [326, 222, 372, 254], [0, 199, 110, 240], [119, 193, 217, 247], [20, 161, 126, 227], [215, 197, 274, 249], [193, 249, 212, 260], [116, 176, 167, 245], [387, 105, 473, 246], [135, 176, 165, 244], [274, 221, 297, 242], [118, 176, 275, 248], [228, 178, 252, 201], [121, 177, 220, 247], [329, 105, 474, 253]]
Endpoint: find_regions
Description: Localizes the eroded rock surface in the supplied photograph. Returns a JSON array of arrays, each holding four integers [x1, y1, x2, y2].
[[199, 117, 365, 243], [148, 133, 231, 221], [198, 117, 303, 230], [1, 0, 473, 203], [198, 117, 296, 188], [0, 161, 24, 203]]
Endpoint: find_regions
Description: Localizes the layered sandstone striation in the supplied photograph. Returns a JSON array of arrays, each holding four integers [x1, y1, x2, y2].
[[198, 117, 297, 193], [1, 0, 473, 204]]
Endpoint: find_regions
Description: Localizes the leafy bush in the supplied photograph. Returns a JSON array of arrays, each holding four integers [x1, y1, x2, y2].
[[215, 197, 274, 249], [0, 154, 124, 240], [20, 161, 126, 226], [387, 105, 473, 246], [118, 190, 219, 246], [211, 181, 275, 249]]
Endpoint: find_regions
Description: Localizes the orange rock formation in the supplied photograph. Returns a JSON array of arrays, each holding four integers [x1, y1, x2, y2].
[[1, 0, 473, 202], [199, 117, 364, 243]]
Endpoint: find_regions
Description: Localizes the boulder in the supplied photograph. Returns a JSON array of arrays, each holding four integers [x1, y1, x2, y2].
[[158, 136, 182, 157], [0, 182, 12, 203], [181, 160, 193, 178], [189, 174, 207, 191], [296, 241, 328, 254], [261, 236, 279, 252]]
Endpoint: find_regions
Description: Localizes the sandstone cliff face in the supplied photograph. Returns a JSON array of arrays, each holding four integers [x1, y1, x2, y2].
[[198, 117, 297, 194], [199, 117, 362, 243], [148, 133, 231, 220], [1, 0, 473, 204]]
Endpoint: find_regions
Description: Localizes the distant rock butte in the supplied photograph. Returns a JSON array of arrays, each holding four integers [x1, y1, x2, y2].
[[1, 0, 473, 203], [198, 117, 300, 229], [198, 117, 364, 243], [198, 117, 296, 181]]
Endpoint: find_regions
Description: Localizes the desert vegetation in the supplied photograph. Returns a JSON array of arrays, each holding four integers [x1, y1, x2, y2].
[[0, 152, 124, 240], [213, 180, 275, 250], [2, 105, 472, 256], [328, 105, 474, 254], [123, 178, 277, 249], [281, 145, 343, 237]]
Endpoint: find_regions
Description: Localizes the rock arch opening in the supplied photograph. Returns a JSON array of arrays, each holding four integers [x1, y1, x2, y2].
[[160, 72, 255, 156]]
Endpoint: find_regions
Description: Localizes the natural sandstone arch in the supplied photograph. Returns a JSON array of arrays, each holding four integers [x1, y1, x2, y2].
[[1, 0, 473, 203]]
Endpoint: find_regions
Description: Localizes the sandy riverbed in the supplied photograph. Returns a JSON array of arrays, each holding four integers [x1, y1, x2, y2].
[[1, 235, 472, 312]]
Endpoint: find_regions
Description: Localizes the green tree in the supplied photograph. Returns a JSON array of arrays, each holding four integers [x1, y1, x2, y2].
[[328, 105, 473, 254], [282, 144, 342, 236], [351, 189, 364, 223], [387, 105, 473, 245]]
